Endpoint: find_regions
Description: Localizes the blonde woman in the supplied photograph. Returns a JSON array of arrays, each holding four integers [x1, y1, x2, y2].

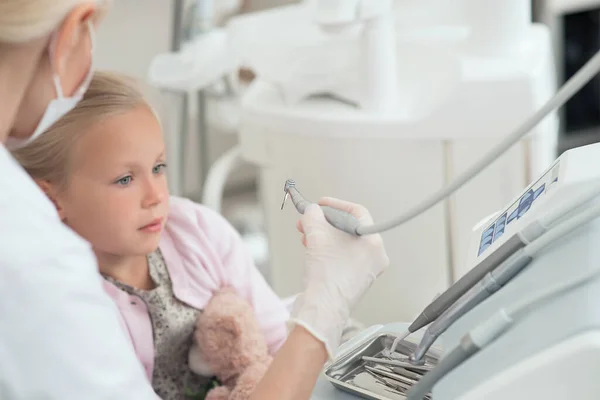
[[0, 1, 389, 399]]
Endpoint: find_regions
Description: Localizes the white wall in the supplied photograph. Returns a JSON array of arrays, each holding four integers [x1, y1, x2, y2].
[[95, 0, 173, 110]]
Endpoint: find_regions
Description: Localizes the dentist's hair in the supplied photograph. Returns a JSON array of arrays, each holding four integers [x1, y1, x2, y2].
[[12, 71, 156, 189], [0, 0, 110, 43]]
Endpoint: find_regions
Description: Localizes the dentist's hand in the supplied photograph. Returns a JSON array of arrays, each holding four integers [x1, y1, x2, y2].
[[289, 197, 390, 359]]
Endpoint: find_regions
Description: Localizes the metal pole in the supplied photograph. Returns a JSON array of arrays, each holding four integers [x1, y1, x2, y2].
[[171, 0, 189, 195], [193, 0, 215, 197], [171, 0, 185, 52], [197, 90, 209, 194]]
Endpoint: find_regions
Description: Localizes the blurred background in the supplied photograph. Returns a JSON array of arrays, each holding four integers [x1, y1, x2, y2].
[[94, 0, 600, 326]]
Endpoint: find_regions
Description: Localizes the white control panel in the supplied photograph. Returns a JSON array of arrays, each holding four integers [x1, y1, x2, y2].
[[477, 160, 561, 257]]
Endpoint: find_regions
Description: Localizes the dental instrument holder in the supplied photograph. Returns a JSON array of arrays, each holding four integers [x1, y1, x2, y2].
[[282, 179, 361, 236], [409, 248, 533, 364], [429, 213, 600, 400], [322, 329, 441, 400], [410, 143, 600, 400]]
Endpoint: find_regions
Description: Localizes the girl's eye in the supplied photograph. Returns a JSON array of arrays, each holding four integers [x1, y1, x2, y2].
[[115, 176, 132, 186], [153, 163, 167, 174]]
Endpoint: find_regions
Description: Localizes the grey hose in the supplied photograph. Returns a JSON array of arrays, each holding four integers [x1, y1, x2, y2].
[[356, 48, 600, 235]]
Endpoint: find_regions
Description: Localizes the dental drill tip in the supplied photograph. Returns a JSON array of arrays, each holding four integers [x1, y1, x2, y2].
[[281, 179, 296, 211], [280, 192, 289, 210]]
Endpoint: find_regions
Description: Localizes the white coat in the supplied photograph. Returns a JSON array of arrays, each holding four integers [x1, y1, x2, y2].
[[0, 145, 158, 399]]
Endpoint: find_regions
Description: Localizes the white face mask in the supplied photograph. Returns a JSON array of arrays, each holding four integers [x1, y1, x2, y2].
[[7, 21, 95, 150]]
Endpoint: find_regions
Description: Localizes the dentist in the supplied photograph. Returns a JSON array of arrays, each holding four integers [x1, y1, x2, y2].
[[0, 1, 389, 399]]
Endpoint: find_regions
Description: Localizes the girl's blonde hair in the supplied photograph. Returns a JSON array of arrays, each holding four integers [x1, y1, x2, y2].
[[0, 0, 110, 44], [12, 70, 153, 188]]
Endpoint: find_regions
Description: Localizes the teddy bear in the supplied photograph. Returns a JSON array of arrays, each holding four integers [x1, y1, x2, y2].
[[188, 287, 273, 400]]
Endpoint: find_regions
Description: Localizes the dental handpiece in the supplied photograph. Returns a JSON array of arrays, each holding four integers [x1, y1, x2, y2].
[[409, 248, 532, 363], [281, 179, 362, 235]]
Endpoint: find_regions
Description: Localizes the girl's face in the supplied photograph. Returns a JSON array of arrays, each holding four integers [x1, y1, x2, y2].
[[54, 106, 170, 258]]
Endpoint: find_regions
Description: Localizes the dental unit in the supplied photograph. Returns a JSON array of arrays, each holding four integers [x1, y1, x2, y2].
[[406, 175, 600, 365], [283, 32, 600, 400], [405, 175, 600, 399], [318, 139, 600, 400]]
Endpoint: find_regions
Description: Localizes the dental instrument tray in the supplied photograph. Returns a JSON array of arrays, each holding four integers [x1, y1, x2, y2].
[[324, 333, 442, 399]]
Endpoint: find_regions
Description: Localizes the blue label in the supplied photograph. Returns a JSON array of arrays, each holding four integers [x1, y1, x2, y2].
[[493, 213, 507, 241], [507, 208, 519, 225], [517, 189, 534, 219], [533, 184, 545, 200], [478, 224, 495, 256], [477, 168, 552, 258]]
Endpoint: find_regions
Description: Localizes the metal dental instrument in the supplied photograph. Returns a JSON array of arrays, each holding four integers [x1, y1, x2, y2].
[[280, 191, 289, 210], [365, 362, 425, 381], [281, 179, 362, 235], [364, 365, 419, 386], [361, 356, 434, 372], [374, 366, 423, 384], [281, 48, 600, 237], [353, 372, 407, 399], [364, 372, 417, 397], [367, 369, 412, 392], [386, 365, 424, 382], [362, 370, 433, 400]]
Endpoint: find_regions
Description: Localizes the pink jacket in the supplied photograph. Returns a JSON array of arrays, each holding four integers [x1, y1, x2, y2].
[[102, 196, 290, 381]]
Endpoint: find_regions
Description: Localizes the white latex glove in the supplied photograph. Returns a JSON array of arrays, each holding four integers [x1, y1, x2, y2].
[[288, 197, 390, 359]]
